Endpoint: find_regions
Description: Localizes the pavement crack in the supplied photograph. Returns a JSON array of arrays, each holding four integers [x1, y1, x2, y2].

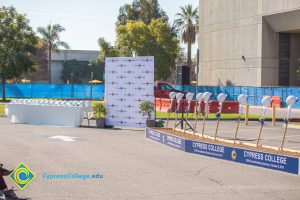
[[195, 164, 215, 176], [206, 177, 223, 186]]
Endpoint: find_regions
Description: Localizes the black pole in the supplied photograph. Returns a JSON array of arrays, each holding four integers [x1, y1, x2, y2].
[[1, 76, 5, 101], [90, 72, 93, 100], [181, 85, 184, 129], [71, 73, 74, 99]]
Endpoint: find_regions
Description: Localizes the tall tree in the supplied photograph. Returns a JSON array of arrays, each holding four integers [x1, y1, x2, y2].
[[116, 19, 179, 80], [89, 37, 119, 68], [174, 5, 199, 69], [30, 39, 48, 82], [98, 37, 119, 59], [0, 6, 38, 100], [116, 0, 168, 26], [37, 23, 69, 83]]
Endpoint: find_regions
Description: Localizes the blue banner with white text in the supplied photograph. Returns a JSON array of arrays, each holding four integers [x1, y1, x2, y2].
[[146, 128, 299, 175]]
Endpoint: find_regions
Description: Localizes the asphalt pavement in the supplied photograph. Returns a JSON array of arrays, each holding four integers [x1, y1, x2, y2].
[[0, 118, 299, 200]]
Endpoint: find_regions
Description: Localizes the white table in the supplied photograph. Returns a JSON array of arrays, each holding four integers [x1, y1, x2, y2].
[[5, 104, 84, 127]]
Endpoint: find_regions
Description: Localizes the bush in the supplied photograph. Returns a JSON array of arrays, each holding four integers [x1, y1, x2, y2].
[[93, 103, 106, 118], [139, 101, 154, 119]]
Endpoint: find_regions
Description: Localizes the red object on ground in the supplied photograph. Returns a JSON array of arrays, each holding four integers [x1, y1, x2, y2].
[[208, 101, 239, 114], [155, 98, 162, 111], [262, 96, 281, 108], [272, 96, 281, 108], [160, 98, 175, 112], [156, 98, 239, 114], [156, 98, 206, 113]]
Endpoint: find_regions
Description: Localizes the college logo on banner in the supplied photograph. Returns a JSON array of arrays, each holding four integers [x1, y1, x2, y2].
[[105, 56, 154, 128]]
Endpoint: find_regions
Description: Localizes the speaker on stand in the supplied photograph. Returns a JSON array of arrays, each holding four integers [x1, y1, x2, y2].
[[175, 66, 194, 131], [177, 66, 190, 85]]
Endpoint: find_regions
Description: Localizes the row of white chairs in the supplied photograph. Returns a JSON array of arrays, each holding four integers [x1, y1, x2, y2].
[[10, 99, 91, 107]]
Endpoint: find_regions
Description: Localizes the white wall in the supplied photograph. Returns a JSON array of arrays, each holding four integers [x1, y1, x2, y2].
[[199, 0, 300, 86]]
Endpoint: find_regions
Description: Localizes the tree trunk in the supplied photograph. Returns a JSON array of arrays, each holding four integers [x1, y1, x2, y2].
[[187, 42, 192, 68], [1, 75, 6, 101], [187, 42, 192, 84], [48, 45, 52, 84]]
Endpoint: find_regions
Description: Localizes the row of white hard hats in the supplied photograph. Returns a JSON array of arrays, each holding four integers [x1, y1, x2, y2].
[[168, 92, 298, 108], [169, 92, 227, 103]]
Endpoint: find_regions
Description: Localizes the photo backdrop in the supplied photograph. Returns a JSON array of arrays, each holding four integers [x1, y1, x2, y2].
[[105, 56, 154, 128]]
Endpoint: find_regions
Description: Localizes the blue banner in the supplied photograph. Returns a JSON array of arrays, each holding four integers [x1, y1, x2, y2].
[[146, 129, 185, 151], [1, 84, 300, 108], [186, 140, 299, 174], [146, 128, 299, 175], [0, 84, 104, 99]]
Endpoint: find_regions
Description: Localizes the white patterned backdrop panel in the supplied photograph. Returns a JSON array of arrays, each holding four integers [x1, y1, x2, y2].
[[105, 56, 154, 128]]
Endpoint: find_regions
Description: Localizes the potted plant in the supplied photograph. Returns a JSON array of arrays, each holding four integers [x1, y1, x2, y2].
[[93, 103, 106, 128], [139, 101, 155, 127]]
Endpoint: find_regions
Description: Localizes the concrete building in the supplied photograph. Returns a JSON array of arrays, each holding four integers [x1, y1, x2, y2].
[[199, 0, 300, 86], [32, 50, 99, 84]]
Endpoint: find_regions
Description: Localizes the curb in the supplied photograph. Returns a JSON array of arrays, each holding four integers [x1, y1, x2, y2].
[[285, 124, 300, 129]]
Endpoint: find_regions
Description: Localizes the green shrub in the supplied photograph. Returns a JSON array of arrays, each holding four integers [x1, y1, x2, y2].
[[139, 101, 154, 119], [93, 103, 106, 118]]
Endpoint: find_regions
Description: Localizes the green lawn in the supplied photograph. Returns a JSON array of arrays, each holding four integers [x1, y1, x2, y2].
[[0, 104, 5, 115], [291, 122, 300, 126]]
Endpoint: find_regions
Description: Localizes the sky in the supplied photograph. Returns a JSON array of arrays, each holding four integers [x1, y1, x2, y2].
[[1, 0, 199, 53]]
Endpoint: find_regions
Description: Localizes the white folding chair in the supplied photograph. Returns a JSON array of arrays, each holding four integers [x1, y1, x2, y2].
[[84, 101, 93, 126]]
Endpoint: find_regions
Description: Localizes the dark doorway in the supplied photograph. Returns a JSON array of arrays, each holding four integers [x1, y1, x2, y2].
[[278, 33, 290, 86]]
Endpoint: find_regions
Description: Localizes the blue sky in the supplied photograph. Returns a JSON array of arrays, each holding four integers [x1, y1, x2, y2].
[[2, 0, 199, 52]]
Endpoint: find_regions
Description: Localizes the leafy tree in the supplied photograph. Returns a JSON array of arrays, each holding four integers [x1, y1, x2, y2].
[[116, 19, 179, 80], [37, 23, 69, 84], [89, 37, 119, 69], [116, 0, 168, 26], [117, 21, 152, 56], [0, 6, 38, 100], [98, 37, 119, 60], [174, 4, 199, 69], [30, 39, 48, 82]]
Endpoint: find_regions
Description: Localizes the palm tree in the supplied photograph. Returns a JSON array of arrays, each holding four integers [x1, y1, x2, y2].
[[37, 24, 69, 83], [174, 5, 199, 69]]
